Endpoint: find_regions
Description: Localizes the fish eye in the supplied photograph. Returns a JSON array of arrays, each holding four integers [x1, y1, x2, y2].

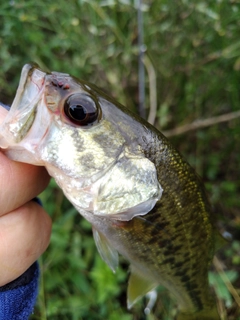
[[64, 93, 100, 126]]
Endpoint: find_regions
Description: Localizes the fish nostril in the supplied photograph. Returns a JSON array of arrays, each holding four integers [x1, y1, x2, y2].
[[51, 79, 59, 87], [51, 79, 70, 90]]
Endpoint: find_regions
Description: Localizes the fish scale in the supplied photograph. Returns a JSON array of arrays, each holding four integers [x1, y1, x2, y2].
[[0, 64, 222, 319]]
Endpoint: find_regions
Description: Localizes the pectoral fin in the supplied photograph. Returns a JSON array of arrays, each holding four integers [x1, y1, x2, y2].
[[92, 227, 119, 273], [127, 265, 158, 309]]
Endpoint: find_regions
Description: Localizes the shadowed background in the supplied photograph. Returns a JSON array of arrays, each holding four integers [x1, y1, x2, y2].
[[0, 1, 239, 319]]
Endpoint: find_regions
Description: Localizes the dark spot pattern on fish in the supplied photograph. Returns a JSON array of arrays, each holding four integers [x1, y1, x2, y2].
[[79, 153, 95, 168], [162, 257, 175, 265], [181, 275, 191, 283], [173, 261, 184, 268], [70, 130, 85, 150]]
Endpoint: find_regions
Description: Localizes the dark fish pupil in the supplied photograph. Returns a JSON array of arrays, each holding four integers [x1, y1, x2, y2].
[[69, 104, 86, 121], [63, 93, 100, 126]]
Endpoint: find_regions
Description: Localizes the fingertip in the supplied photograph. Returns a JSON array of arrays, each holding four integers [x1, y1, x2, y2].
[[21, 201, 52, 262], [35, 201, 52, 255]]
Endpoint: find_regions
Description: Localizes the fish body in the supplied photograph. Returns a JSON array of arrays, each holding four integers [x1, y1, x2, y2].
[[0, 64, 220, 319]]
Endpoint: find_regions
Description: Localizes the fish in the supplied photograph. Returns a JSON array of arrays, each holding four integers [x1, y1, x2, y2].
[[0, 64, 223, 319]]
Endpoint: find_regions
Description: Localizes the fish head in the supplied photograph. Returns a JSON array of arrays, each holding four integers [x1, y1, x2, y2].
[[0, 64, 163, 220]]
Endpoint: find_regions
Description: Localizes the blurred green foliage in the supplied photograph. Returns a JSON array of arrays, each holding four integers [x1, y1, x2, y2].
[[0, 0, 240, 319]]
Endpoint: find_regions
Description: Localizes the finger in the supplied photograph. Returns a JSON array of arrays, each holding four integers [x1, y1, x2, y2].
[[0, 152, 50, 216], [0, 106, 50, 216], [0, 200, 52, 286]]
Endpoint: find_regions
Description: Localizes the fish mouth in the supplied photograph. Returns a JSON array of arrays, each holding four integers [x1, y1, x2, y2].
[[0, 64, 46, 145]]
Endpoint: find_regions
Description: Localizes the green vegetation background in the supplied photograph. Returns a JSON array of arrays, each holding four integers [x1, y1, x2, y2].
[[0, 1, 240, 319]]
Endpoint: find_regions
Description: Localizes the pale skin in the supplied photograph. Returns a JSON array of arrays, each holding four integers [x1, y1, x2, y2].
[[0, 106, 52, 286]]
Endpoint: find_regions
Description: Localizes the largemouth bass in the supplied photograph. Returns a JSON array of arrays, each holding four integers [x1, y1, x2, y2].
[[0, 64, 222, 319]]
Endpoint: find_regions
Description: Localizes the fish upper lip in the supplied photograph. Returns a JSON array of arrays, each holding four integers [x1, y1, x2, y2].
[[10, 64, 46, 114], [28, 65, 47, 97], [0, 64, 47, 144], [30, 70, 46, 92]]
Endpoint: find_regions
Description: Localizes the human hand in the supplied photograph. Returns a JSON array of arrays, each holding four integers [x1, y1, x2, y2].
[[0, 106, 52, 286]]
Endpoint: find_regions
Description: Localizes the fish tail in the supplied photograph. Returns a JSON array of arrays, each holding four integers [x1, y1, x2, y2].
[[176, 306, 220, 320]]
